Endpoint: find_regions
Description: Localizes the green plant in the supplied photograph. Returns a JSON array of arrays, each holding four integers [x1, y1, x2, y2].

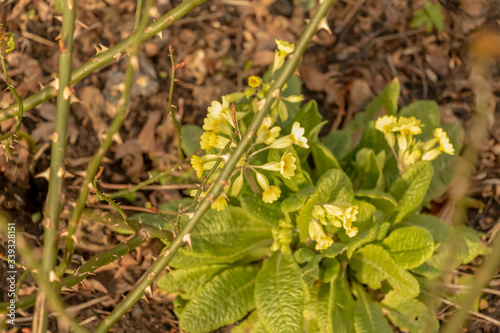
[[154, 44, 490, 332], [411, 1, 444, 32]]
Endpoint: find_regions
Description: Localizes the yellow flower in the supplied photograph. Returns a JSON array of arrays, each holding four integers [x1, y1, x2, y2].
[[203, 117, 231, 135], [290, 122, 309, 148], [207, 96, 230, 120], [190, 155, 218, 178], [402, 148, 422, 166], [276, 39, 295, 56], [280, 152, 296, 179], [263, 186, 281, 203], [256, 117, 281, 145], [190, 155, 204, 178], [200, 131, 218, 151], [375, 115, 397, 148], [315, 203, 359, 238], [434, 128, 454, 155], [248, 76, 261, 88], [375, 115, 397, 134], [211, 196, 228, 211], [309, 220, 333, 251], [214, 135, 236, 150], [393, 116, 422, 135]]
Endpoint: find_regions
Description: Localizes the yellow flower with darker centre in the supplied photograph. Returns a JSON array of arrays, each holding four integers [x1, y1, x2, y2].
[[190, 155, 204, 178], [262, 185, 281, 203], [290, 122, 309, 148], [211, 196, 228, 211], [280, 152, 296, 179], [375, 115, 397, 148], [248, 76, 261, 88]]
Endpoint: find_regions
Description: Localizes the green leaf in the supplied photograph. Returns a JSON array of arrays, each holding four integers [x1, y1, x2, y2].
[[321, 130, 352, 161], [353, 283, 392, 333], [180, 265, 260, 333], [181, 124, 204, 156], [255, 252, 304, 333], [381, 291, 439, 333], [381, 226, 434, 269], [355, 190, 397, 217], [297, 169, 354, 241], [316, 168, 354, 203], [401, 214, 452, 245], [389, 161, 433, 223], [157, 265, 228, 299], [345, 213, 384, 259], [170, 207, 272, 268], [351, 244, 420, 298], [301, 253, 322, 287], [354, 148, 384, 190], [232, 311, 269, 333], [241, 195, 282, 226], [311, 142, 341, 177], [281, 186, 316, 213], [323, 242, 348, 258], [316, 268, 355, 333]]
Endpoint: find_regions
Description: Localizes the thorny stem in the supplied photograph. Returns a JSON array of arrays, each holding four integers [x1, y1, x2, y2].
[[106, 162, 183, 199], [36, 0, 76, 329], [58, 0, 154, 277], [0, 209, 171, 314], [0, 0, 207, 123], [168, 47, 185, 161], [94, 2, 335, 331], [0, 210, 90, 333], [133, 0, 144, 31], [93, 168, 140, 232], [0, 56, 23, 146]]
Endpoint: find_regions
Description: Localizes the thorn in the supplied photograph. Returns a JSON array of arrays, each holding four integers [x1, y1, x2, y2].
[[317, 17, 332, 35], [156, 31, 163, 39], [113, 53, 121, 62], [182, 233, 192, 249]]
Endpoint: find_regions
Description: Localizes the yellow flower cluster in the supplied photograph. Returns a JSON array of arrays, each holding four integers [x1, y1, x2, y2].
[[271, 219, 293, 254], [191, 39, 309, 211], [375, 115, 454, 172], [309, 203, 359, 251]]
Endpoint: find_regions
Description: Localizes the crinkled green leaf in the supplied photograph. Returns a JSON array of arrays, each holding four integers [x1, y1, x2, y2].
[[401, 214, 452, 245], [321, 130, 352, 161], [323, 242, 348, 258], [316, 267, 355, 333], [301, 253, 322, 287], [241, 195, 282, 226], [170, 207, 272, 268], [353, 283, 392, 333], [381, 291, 439, 333], [255, 252, 304, 333], [311, 142, 341, 178], [389, 161, 433, 223], [351, 244, 419, 298], [181, 124, 204, 156], [157, 264, 228, 299], [345, 213, 384, 259], [231, 311, 269, 333], [281, 186, 315, 213], [382, 226, 434, 269], [180, 265, 259, 333], [355, 189, 397, 217]]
